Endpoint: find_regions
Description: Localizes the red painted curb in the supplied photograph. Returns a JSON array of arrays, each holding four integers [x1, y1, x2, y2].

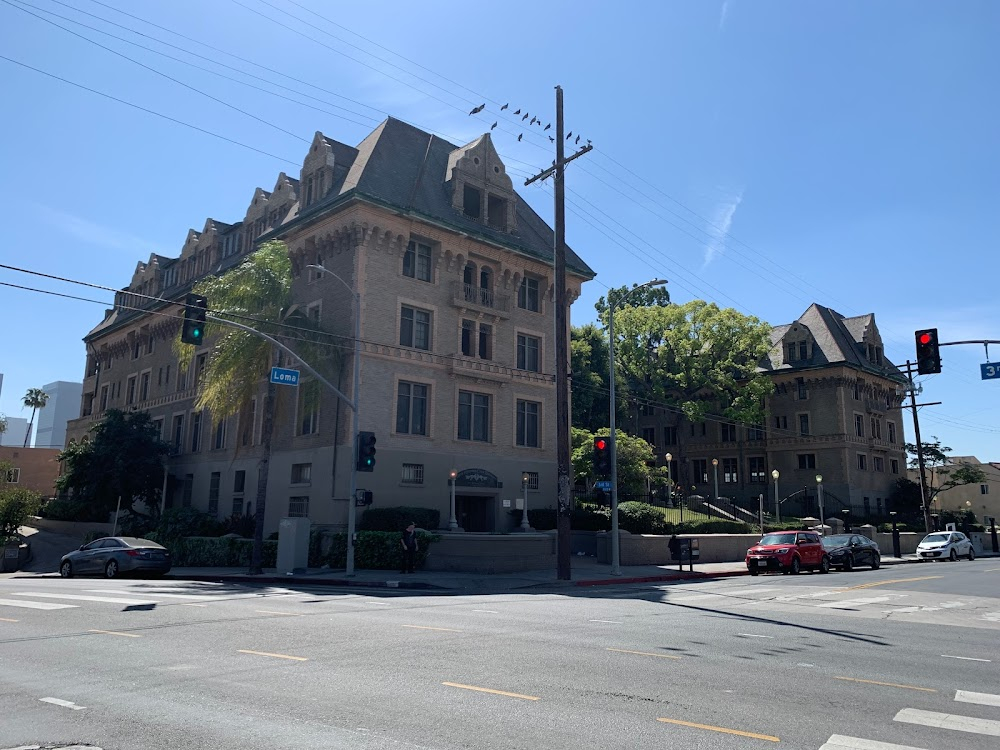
[[575, 569, 749, 586]]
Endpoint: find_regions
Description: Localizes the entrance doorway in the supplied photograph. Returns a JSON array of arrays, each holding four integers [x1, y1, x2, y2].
[[455, 494, 495, 532]]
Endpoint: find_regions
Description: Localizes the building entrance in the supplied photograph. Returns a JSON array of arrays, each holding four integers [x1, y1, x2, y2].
[[455, 494, 495, 532]]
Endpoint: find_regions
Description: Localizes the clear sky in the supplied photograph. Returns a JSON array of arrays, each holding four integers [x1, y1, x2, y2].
[[0, 0, 997, 458]]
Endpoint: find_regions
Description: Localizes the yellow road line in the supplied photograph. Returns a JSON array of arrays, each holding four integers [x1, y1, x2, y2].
[[834, 676, 936, 693], [88, 629, 141, 638], [0, 617, 19, 623], [237, 649, 308, 662], [401, 625, 463, 633], [255, 610, 303, 616], [607, 648, 682, 660], [842, 576, 942, 591], [657, 717, 779, 742], [442, 682, 539, 701]]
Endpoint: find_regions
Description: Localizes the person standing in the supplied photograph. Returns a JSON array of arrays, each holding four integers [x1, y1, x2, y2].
[[400, 522, 418, 574]]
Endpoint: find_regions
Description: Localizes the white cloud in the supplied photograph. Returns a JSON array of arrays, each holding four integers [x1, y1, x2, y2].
[[719, 0, 730, 31], [702, 188, 744, 267], [32, 204, 164, 256]]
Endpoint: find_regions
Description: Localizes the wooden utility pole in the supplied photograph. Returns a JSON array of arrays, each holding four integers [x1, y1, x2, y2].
[[525, 86, 592, 580], [901, 360, 941, 534]]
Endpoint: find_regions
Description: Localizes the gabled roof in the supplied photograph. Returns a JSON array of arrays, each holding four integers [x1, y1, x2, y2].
[[281, 117, 594, 277]]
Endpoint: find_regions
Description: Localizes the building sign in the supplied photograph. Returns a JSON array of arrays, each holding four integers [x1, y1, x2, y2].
[[454, 469, 503, 488]]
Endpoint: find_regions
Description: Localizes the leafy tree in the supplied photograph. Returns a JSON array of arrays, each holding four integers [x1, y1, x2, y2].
[[177, 240, 339, 574], [0, 462, 42, 541], [594, 283, 671, 321], [56, 409, 170, 521], [904, 438, 987, 507], [571, 323, 610, 433], [21, 388, 49, 447], [571, 427, 665, 498], [887, 477, 922, 514]]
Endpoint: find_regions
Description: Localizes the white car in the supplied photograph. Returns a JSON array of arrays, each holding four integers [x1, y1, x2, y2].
[[916, 531, 975, 561]]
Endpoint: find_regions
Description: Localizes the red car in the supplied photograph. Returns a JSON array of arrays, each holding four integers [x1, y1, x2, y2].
[[745, 530, 831, 575]]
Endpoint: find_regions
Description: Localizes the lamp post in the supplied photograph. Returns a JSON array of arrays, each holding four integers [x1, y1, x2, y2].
[[521, 473, 531, 531], [609, 278, 668, 576], [890, 511, 901, 558], [448, 469, 458, 531], [712, 458, 719, 507], [771, 469, 780, 523], [665, 452, 673, 508], [306, 264, 361, 576], [815, 474, 825, 536]]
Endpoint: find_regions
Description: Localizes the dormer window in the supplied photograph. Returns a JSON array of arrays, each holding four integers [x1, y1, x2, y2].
[[487, 195, 507, 231], [463, 185, 482, 219], [305, 176, 314, 206]]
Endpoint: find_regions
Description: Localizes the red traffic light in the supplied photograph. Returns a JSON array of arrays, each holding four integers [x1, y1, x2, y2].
[[594, 438, 607, 450], [918, 332, 932, 345]]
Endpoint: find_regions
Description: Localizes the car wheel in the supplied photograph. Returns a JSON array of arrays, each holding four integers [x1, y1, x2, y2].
[[59, 561, 73, 578], [749, 568, 759, 576], [843, 555, 854, 572], [968, 548, 975, 561], [819, 556, 831, 574], [789, 557, 801, 575], [871, 554, 880, 570], [949, 549, 958, 562], [104, 560, 120, 578]]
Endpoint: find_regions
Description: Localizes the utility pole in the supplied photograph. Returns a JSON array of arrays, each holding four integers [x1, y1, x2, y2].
[[901, 360, 941, 534], [525, 86, 592, 580]]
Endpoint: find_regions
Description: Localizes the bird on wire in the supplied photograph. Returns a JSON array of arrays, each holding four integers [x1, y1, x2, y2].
[[513, 108, 521, 114], [491, 122, 498, 130], [522, 112, 530, 120], [518, 133, 523, 141], [566, 131, 573, 140], [548, 136, 555, 142], [469, 103, 485, 115], [575, 135, 580, 144], [530, 116, 537, 125], [544, 123, 551, 131], [501, 103, 509, 111]]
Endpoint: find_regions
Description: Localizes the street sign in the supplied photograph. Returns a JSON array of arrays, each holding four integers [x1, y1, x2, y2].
[[594, 480, 612, 491], [981, 363, 1000, 380], [270, 366, 300, 386]]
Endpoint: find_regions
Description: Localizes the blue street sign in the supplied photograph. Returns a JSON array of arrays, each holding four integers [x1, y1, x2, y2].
[[270, 366, 300, 386], [982, 363, 1000, 381], [594, 480, 612, 491]]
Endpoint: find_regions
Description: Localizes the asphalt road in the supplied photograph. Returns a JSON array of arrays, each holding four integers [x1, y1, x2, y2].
[[1, 560, 998, 750]]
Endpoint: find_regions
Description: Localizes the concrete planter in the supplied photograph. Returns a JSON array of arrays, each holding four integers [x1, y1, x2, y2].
[[423, 532, 556, 574], [2, 541, 30, 573]]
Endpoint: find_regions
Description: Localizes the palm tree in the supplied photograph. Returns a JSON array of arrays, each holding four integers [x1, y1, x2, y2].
[[177, 241, 337, 574], [22, 388, 49, 448]]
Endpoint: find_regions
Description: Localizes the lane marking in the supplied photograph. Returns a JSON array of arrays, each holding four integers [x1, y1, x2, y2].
[[738, 633, 774, 639], [607, 648, 682, 660], [13, 592, 159, 605], [589, 619, 623, 624], [40, 697, 86, 710], [237, 649, 308, 662], [820, 734, 929, 750], [983, 568, 1000, 572], [255, 610, 303, 616], [442, 682, 539, 701], [88, 629, 141, 638], [365, 601, 391, 606], [656, 717, 779, 742], [472, 609, 499, 613], [86, 589, 226, 601], [894, 707, 1000, 737], [834, 676, 935, 693], [401, 625, 463, 633], [942, 654, 991, 662], [842, 576, 942, 591], [956, 690, 1000, 707], [0, 617, 19, 622], [818, 596, 892, 609], [181, 603, 208, 608], [0, 598, 77, 610]]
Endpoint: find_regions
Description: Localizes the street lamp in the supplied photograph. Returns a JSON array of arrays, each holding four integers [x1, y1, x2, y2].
[[815, 474, 825, 536], [521, 472, 531, 531], [665, 453, 673, 507], [448, 469, 458, 531], [609, 278, 668, 576], [307, 264, 362, 576], [771, 469, 780, 523], [712, 458, 719, 505]]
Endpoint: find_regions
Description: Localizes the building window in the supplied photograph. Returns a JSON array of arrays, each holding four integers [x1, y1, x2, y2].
[[232, 470, 246, 516], [858, 454, 868, 471], [518, 277, 540, 312], [126, 376, 137, 405], [147, 336, 155, 356], [463, 184, 482, 219], [195, 354, 207, 386], [478, 323, 493, 360], [291, 463, 312, 485], [520, 471, 539, 490], [641, 427, 656, 447], [664, 426, 678, 445], [875, 418, 883, 440], [799, 414, 810, 436], [888, 422, 896, 444], [461, 319, 475, 357], [855, 414, 865, 438], [396, 382, 428, 436], [774, 416, 788, 430], [288, 496, 309, 518], [403, 241, 432, 282], [151, 418, 163, 440], [748, 457, 766, 483], [400, 306, 431, 350], [208, 472, 221, 516], [172, 415, 184, 453], [307, 302, 321, 325], [458, 391, 491, 442], [178, 367, 187, 392], [889, 459, 899, 474], [402, 464, 424, 484], [863, 497, 871, 515], [798, 341, 808, 360], [182, 474, 194, 508], [981, 484, 989, 495], [692, 459, 708, 484], [721, 423, 737, 442], [876, 497, 883, 515], [873, 456, 884, 472], [4, 467, 19, 483], [786, 343, 796, 362], [132, 338, 141, 360], [517, 400, 540, 448], [722, 458, 738, 483], [190, 412, 202, 452], [213, 419, 226, 450], [157, 367, 163, 386], [796, 377, 807, 400], [517, 334, 540, 372], [297, 381, 319, 436], [241, 399, 256, 447], [99, 385, 109, 412], [487, 194, 507, 230], [853, 381, 861, 400], [797, 453, 816, 469]]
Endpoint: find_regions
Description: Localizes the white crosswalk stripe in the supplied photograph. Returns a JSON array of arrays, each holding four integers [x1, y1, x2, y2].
[[819, 735, 928, 750], [12, 592, 161, 605], [0, 597, 78, 610], [956, 690, 1000, 707], [894, 707, 1000, 737]]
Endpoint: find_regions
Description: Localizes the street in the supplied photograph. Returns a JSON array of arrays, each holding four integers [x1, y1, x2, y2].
[[1, 561, 998, 749]]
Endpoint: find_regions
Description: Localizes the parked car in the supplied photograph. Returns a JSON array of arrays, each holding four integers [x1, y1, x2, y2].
[[821, 534, 881, 571], [916, 531, 975, 561], [746, 530, 831, 575], [60, 537, 171, 579]]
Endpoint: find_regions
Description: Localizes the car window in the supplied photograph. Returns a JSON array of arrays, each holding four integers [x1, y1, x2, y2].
[[102, 539, 124, 548], [760, 533, 797, 545], [851, 535, 862, 545], [923, 533, 949, 543], [82, 540, 104, 551]]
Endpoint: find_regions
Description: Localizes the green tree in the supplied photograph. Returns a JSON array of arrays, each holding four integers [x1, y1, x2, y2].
[[571, 323, 611, 433], [887, 477, 923, 514], [21, 388, 49, 448], [0, 460, 42, 541], [55, 409, 170, 521], [178, 240, 338, 574], [571, 427, 665, 498], [905, 438, 987, 511]]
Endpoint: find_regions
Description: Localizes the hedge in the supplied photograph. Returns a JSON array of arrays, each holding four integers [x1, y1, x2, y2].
[[618, 502, 668, 534], [310, 530, 439, 570], [510, 508, 610, 531], [167, 536, 278, 567], [358, 506, 440, 532]]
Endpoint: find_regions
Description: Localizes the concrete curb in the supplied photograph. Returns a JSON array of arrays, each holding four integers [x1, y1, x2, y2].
[[162, 573, 448, 590]]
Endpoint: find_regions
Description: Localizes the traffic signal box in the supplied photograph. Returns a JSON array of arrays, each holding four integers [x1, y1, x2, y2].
[[181, 294, 208, 346], [357, 431, 377, 472], [915, 328, 941, 374], [593, 435, 611, 476]]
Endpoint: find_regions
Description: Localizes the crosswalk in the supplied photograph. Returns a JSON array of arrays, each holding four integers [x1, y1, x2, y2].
[[0, 586, 299, 612], [818, 689, 1000, 748]]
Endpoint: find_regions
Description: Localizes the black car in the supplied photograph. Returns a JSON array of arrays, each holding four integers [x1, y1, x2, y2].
[[821, 534, 880, 571]]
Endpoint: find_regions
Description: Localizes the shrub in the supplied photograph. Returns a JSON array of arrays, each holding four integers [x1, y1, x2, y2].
[[671, 519, 754, 535], [618, 502, 668, 534], [168, 536, 277, 567], [359, 506, 440, 532], [156, 507, 226, 543], [0, 487, 42, 541], [39, 496, 107, 522], [510, 507, 610, 531], [307, 530, 438, 570]]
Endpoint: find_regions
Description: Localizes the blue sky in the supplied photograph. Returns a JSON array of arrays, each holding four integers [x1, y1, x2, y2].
[[0, 0, 997, 458]]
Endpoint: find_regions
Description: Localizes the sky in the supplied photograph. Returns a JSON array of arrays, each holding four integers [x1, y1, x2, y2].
[[0, 0, 997, 457]]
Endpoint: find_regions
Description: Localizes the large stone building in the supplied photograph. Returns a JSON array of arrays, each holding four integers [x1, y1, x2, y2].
[[634, 304, 909, 520], [66, 118, 594, 535]]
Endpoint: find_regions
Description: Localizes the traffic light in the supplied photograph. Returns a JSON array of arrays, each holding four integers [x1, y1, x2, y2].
[[593, 435, 611, 476], [181, 293, 208, 346], [915, 328, 941, 375], [357, 431, 377, 472]]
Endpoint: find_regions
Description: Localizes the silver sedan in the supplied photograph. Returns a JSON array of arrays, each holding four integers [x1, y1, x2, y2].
[[60, 537, 172, 579]]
